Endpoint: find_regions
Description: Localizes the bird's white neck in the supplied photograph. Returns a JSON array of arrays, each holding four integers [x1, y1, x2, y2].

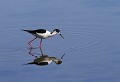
[[50, 31, 58, 36]]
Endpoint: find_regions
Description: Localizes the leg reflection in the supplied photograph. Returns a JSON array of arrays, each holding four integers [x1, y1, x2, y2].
[[28, 48, 38, 58], [39, 48, 43, 56]]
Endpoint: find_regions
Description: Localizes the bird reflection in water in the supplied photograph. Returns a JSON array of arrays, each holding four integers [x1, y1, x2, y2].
[[25, 48, 65, 66]]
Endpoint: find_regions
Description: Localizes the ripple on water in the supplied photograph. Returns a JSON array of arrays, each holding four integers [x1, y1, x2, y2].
[[50, 27, 102, 54], [0, 27, 116, 63], [46, 27, 116, 59]]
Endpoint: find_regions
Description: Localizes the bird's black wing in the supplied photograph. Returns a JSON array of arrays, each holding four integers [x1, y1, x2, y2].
[[22, 29, 46, 34], [35, 29, 46, 33]]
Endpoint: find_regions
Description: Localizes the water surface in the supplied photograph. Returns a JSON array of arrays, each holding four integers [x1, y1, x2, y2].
[[0, 0, 120, 82]]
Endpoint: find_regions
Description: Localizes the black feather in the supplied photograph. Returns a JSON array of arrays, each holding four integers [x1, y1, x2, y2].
[[35, 29, 46, 33], [22, 29, 46, 34]]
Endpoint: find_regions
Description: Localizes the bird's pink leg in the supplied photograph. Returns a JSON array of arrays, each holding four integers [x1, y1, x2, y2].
[[28, 37, 37, 48], [40, 39, 42, 49]]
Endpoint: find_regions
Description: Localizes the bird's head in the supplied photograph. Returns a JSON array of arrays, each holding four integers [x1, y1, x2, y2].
[[51, 29, 64, 39]]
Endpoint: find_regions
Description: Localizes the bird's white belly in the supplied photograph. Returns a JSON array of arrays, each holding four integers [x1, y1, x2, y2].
[[36, 31, 52, 39], [35, 33, 51, 39]]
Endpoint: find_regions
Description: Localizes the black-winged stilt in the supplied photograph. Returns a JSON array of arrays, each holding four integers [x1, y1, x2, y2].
[[22, 29, 64, 49]]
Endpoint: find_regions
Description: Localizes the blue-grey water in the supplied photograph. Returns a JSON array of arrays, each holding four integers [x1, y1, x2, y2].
[[0, 0, 120, 82]]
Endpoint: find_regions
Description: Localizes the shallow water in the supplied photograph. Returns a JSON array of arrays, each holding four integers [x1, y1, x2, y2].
[[0, 0, 120, 82]]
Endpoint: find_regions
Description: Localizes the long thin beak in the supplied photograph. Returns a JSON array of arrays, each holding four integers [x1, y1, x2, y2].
[[59, 34, 64, 39]]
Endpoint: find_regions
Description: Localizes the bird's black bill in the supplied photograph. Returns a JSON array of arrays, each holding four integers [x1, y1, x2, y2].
[[59, 34, 64, 39]]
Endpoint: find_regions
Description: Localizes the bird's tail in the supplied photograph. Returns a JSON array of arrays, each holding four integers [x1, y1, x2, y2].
[[21, 29, 35, 34], [21, 29, 28, 32]]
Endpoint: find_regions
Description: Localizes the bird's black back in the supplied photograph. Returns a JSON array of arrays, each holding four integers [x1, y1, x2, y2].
[[35, 29, 46, 33], [22, 29, 46, 34]]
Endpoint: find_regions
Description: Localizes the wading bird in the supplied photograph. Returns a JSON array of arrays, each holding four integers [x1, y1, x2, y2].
[[22, 29, 64, 49]]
